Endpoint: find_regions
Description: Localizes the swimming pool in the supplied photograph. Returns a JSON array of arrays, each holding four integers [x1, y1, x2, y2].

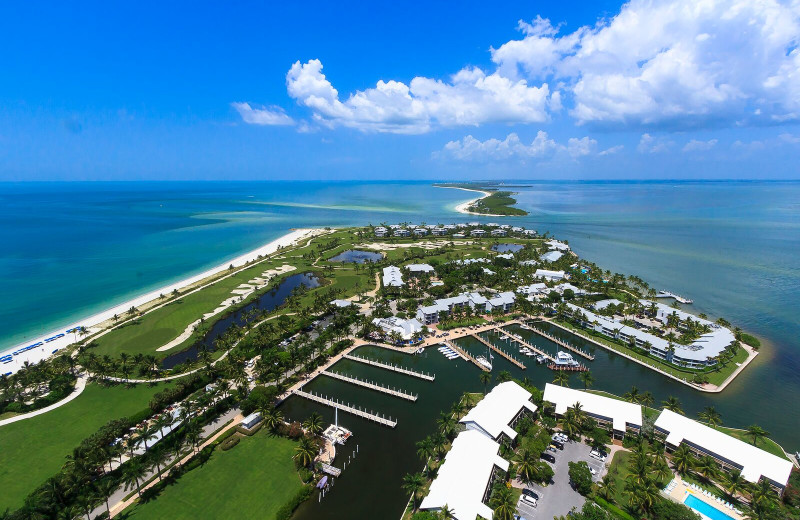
[[684, 493, 736, 520]]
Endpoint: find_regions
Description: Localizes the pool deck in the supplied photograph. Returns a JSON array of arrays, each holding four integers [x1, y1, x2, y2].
[[664, 474, 744, 520]]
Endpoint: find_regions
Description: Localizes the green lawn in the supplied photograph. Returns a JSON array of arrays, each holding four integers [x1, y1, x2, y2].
[[718, 426, 789, 460], [122, 432, 302, 520], [0, 382, 174, 512]]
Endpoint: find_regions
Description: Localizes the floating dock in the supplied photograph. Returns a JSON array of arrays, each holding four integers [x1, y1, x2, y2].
[[323, 370, 418, 401], [444, 341, 490, 372], [294, 389, 397, 427], [343, 354, 435, 381], [320, 463, 342, 477], [523, 326, 595, 360], [469, 334, 526, 369], [656, 291, 693, 304], [493, 330, 555, 363]]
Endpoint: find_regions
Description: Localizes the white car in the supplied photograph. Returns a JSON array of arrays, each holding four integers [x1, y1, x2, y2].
[[590, 449, 608, 461], [552, 432, 568, 443], [589, 467, 597, 475], [519, 495, 537, 507]]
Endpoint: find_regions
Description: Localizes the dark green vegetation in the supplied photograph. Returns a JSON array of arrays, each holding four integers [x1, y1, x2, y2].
[[470, 190, 528, 216]]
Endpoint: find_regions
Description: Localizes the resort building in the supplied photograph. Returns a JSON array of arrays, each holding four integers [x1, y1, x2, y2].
[[482, 267, 496, 276], [374, 226, 388, 237], [553, 283, 588, 296], [541, 250, 564, 263], [490, 229, 507, 237], [543, 383, 642, 439], [523, 229, 537, 236], [241, 412, 262, 430], [654, 410, 793, 494], [471, 229, 486, 237], [459, 381, 538, 442], [413, 228, 428, 236], [546, 240, 570, 251], [485, 291, 516, 313], [371, 316, 423, 340], [432, 227, 448, 236], [517, 283, 547, 298], [534, 269, 567, 281], [419, 430, 509, 520], [592, 299, 623, 311], [565, 303, 732, 368], [520, 259, 538, 266], [453, 257, 489, 265], [511, 226, 524, 233], [330, 299, 354, 308], [405, 263, 435, 275], [393, 229, 410, 237], [382, 266, 404, 287], [496, 253, 514, 260]]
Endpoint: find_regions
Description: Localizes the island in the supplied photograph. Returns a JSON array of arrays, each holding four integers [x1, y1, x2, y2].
[[0, 224, 796, 520], [435, 183, 529, 216]]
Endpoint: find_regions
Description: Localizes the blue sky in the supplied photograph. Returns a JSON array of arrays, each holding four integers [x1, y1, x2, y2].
[[1, 0, 799, 180]]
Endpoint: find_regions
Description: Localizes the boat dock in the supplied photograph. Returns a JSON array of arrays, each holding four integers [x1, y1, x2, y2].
[[320, 463, 342, 477], [493, 330, 555, 363], [444, 340, 489, 372], [294, 389, 398, 427], [547, 362, 589, 372], [323, 370, 418, 401], [469, 334, 526, 369], [523, 326, 595, 360], [656, 291, 693, 304], [343, 354, 435, 381]]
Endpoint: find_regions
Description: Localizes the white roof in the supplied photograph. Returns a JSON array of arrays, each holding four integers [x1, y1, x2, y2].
[[654, 409, 792, 487], [543, 384, 642, 432], [486, 291, 515, 308], [535, 269, 566, 280], [541, 251, 564, 262], [382, 266, 404, 287], [330, 299, 353, 308], [460, 381, 537, 440], [406, 263, 435, 273], [546, 240, 570, 251], [420, 430, 509, 520], [593, 299, 622, 310], [517, 283, 547, 295], [372, 317, 423, 340]]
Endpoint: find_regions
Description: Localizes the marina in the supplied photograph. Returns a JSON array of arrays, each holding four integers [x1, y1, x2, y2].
[[322, 370, 418, 401], [342, 354, 436, 381], [469, 333, 526, 369], [293, 389, 398, 428], [523, 322, 595, 360]]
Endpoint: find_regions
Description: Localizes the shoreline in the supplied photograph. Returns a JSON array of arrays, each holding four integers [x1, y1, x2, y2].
[[435, 185, 505, 217], [0, 228, 326, 373]]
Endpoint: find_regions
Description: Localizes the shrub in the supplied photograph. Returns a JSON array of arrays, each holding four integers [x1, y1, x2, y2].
[[568, 461, 593, 495], [274, 484, 314, 520], [220, 435, 240, 451]]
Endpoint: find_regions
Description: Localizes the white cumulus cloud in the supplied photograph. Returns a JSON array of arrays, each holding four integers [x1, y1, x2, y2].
[[438, 131, 604, 161], [637, 133, 674, 153], [683, 139, 718, 152], [231, 102, 295, 126]]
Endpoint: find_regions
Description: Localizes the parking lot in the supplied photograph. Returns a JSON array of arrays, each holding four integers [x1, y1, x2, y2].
[[515, 438, 608, 520]]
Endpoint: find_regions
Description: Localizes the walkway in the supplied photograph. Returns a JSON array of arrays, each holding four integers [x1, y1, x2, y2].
[[444, 340, 489, 372], [521, 324, 594, 360], [293, 389, 398, 427], [0, 372, 88, 427], [343, 354, 435, 381], [322, 370, 418, 401], [469, 333, 526, 369]]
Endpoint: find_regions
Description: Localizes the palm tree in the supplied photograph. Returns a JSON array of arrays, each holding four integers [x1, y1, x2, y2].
[[671, 444, 695, 475], [750, 479, 777, 510], [745, 424, 770, 447], [697, 455, 719, 481], [662, 396, 684, 414], [489, 485, 517, 520], [263, 407, 284, 431], [725, 470, 747, 499], [293, 436, 318, 468], [623, 385, 641, 403], [479, 371, 492, 393], [698, 406, 722, 428], [596, 474, 614, 502], [578, 370, 594, 389], [437, 504, 456, 519], [122, 459, 146, 497], [95, 478, 117, 517], [416, 437, 435, 464], [514, 449, 538, 485], [302, 412, 324, 436], [640, 391, 654, 408], [553, 370, 570, 387], [402, 472, 426, 511]]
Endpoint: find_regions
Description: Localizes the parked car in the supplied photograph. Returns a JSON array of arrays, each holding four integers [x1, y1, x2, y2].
[[552, 432, 568, 443], [552, 440, 564, 450], [547, 445, 558, 453], [590, 449, 608, 461], [541, 452, 556, 463], [522, 489, 539, 500], [589, 467, 597, 475], [520, 494, 537, 507]]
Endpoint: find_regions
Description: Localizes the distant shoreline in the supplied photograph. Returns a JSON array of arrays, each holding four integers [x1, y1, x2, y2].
[[435, 185, 507, 217], [0, 228, 326, 373]]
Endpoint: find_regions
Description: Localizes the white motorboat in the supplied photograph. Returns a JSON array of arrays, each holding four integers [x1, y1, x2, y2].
[[476, 355, 493, 371]]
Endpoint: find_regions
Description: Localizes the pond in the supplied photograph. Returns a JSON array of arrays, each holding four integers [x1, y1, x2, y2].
[[491, 243, 524, 253], [329, 249, 383, 264], [161, 272, 320, 369]]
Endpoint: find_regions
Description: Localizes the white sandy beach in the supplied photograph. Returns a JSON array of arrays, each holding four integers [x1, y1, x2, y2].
[[1, 228, 326, 375], [436, 185, 506, 217]]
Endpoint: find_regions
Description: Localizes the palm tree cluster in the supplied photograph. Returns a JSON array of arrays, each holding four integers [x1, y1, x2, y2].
[[621, 441, 672, 515], [0, 355, 77, 415]]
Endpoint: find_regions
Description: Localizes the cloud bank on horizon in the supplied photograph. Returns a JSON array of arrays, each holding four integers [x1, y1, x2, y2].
[[234, 0, 800, 163]]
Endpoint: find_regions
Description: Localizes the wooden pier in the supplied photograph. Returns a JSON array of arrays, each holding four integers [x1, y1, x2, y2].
[[294, 389, 398, 427], [524, 326, 595, 360], [469, 334, 526, 369], [323, 370, 418, 401], [547, 362, 589, 372], [343, 354, 435, 381], [444, 341, 489, 372], [494, 330, 555, 363]]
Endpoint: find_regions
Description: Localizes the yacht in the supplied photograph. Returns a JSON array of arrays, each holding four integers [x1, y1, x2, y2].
[[476, 355, 493, 371], [553, 351, 580, 368], [323, 424, 353, 445]]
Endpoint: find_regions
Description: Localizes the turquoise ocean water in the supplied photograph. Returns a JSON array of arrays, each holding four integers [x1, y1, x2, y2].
[[1, 180, 798, 447]]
